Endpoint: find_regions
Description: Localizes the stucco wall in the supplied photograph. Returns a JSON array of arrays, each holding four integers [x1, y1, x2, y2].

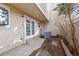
[[0, 4, 41, 54], [42, 3, 60, 36], [0, 4, 25, 54]]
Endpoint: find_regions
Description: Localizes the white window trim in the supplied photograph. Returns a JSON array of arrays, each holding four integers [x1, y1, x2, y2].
[[23, 15, 40, 40], [26, 20, 31, 36], [32, 21, 35, 35], [0, 4, 10, 28]]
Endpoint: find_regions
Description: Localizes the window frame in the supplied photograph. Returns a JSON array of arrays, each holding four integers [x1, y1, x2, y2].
[[0, 7, 9, 25], [26, 20, 31, 36], [24, 16, 40, 40], [25, 19, 36, 36], [32, 21, 35, 35], [0, 4, 10, 27]]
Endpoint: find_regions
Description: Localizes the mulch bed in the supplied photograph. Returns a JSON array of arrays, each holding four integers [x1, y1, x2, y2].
[[30, 37, 66, 56], [42, 37, 66, 56]]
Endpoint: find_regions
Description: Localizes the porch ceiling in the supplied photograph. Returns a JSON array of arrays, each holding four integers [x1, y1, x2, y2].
[[5, 3, 48, 23]]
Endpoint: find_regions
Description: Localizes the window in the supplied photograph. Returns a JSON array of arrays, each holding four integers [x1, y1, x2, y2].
[[26, 20, 36, 36], [0, 7, 9, 25], [32, 22, 35, 35], [26, 20, 30, 36]]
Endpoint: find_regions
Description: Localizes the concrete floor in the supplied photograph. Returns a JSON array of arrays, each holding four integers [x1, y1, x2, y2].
[[38, 49, 51, 56], [0, 38, 45, 56]]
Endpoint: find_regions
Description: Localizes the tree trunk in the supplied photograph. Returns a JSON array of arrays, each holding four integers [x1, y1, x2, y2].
[[68, 10, 79, 55]]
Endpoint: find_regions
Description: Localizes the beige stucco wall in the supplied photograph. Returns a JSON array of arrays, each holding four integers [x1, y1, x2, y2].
[[0, 4, 42, 54], [41, 3, 60, 36], [0, 4, 25, 54]]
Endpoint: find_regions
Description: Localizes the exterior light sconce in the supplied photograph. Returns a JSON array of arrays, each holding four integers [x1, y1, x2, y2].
[[38, 22, 40, 28], [21, 15, 24, 18]]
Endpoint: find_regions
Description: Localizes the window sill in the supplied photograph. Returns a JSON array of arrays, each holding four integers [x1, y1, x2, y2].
[[25, 32, 39, 40]]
